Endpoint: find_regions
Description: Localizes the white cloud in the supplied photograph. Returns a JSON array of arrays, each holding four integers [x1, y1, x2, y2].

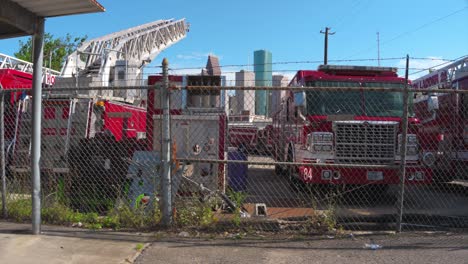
[[176, 52, 222, 61]]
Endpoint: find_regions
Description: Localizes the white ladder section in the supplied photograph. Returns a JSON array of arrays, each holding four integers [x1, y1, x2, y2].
[[61, 18, 190, 79], [0, 53, 61, 86]]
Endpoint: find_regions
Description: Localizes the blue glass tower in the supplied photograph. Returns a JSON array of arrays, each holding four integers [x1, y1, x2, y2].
[[254, 50, 272, 116]]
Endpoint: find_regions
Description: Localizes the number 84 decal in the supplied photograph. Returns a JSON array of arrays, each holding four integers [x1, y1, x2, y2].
[[300, 167, 313, 181]]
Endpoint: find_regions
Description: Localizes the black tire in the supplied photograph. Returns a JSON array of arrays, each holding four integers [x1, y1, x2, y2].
[[433, 167, 455, 184], [355, 185, 390, 206], [275, 164, 284, 176], [274, 145, 284, 176]]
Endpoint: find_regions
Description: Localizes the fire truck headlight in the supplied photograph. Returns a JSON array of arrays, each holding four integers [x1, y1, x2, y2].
[[322, 145, 332, 151], [422, 152, 436, 167], [399, 134, 418, 145], [407, 146, 418, 156], [415, 171, 424, 181], [408, 135, 418, 145], [322, 170, 332, 180], [312, 144, 333, 153], [312, 132, 333, 143], [313, 134, 322, 142], [323, 134, 333, 142]]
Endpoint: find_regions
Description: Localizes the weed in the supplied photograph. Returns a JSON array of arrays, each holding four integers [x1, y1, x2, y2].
[[6, 193, 163, 230], [135, 243, 144, 251], [7, 198, 32, 222], [101, 215, 120, 229], [174, 199, 216, 227], [304, 194, 339, 233], [109, 199, 162, 229], [84, 223, 103, 230], [323, 200, 338, 232], [226, 189, 247, 227], [42, 201, 80, 224]]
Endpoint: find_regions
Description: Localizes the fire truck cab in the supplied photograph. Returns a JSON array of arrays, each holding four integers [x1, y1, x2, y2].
[[413, 57, 468, 181], [274, 65, 432, 190]]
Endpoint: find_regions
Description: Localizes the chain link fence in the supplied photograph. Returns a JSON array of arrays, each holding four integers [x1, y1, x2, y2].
[[1, 63, 467, 237]]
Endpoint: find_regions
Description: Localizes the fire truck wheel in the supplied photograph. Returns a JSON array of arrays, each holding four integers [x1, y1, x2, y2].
[[358, 185, 390, 205], [285, 145, 294, 179], [433, 168, 455, 184], [275, 165, 284, 176], [289, 175, 305, 193], [257, 140, 266, 155]]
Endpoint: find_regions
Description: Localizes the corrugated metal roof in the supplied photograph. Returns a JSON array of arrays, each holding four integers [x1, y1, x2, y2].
[[0, 0, 104, 39], [12, 0, 105, 17]]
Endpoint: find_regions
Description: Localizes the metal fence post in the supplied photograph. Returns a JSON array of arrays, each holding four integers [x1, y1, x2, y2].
[[161, 58, 172, 226], [396, 55, 410, 232], [1, 90, 6, 218], [31, 17, 45, 235]]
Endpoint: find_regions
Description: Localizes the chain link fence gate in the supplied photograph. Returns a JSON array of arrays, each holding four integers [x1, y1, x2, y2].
[[0, 59, 467, 240]]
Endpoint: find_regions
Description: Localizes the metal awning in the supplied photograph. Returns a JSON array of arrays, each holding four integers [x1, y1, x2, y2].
[[0, 0, 105, 39]]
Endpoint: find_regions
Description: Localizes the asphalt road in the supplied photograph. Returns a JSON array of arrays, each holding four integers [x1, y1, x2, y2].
[[135, 232, 468, 264]]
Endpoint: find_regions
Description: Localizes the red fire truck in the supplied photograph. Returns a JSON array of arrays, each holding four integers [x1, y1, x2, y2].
[[0, 69, 147, 174], [1, 19, 189, 177], [228, 115, 274, 154], [413, 57, 468, 181], [273, 65, 432, 192]]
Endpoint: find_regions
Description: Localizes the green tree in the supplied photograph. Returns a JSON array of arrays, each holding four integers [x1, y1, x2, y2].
[[14, 33, 87, 72]]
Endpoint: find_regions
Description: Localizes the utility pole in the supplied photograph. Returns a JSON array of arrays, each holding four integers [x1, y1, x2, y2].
[[320, 27, 335, 65], [377, 32, 381, 66]]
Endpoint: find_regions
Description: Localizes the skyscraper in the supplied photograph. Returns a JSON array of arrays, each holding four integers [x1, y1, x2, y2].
[[234, 70, 255, 115], [202, 55, 221, 76], [254, 50, 272, 116], [270, 75, 289, 117]]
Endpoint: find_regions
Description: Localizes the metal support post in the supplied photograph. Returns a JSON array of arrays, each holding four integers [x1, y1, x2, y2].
[[1, 90, 6, 218], [161, 58, 172, 226], [396, 55, 410, 233], [32, 17, 45, 235]]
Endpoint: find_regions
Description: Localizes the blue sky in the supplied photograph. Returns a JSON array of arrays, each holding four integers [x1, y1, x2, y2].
[[1, 0, 467, 81]]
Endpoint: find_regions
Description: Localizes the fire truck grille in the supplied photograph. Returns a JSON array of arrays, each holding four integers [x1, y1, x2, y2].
[[334, 121, 397, 164]]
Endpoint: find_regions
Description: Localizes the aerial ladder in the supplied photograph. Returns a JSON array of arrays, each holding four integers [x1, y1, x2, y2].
[[57, 18, 189, 103], [0, 53, 61, 85], [7, 18, 190, 174]]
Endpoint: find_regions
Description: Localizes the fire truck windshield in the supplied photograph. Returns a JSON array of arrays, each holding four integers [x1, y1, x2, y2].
[[305, 81, 412, 117]]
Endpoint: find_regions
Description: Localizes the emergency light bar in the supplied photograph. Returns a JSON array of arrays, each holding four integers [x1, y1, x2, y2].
[[318, 65, 398, 73]]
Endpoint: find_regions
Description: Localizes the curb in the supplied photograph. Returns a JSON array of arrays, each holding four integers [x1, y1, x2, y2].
[[122, 243, 151, 264]]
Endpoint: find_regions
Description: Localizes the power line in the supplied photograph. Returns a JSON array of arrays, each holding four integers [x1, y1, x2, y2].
[[383, 6, 467, 46], [341, 6, 468, 59], [164, 57, 406, 71]]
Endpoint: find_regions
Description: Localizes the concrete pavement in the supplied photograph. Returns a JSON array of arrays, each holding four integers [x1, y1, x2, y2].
[[1, 221, 468, 264], [0, 221, 149, 264]]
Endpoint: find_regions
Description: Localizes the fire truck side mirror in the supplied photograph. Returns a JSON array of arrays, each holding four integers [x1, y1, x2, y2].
[[427, 95, 439, 112]]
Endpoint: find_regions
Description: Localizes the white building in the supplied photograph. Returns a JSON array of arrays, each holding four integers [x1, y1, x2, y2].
[[233, 70, 255, 115], [269, 75, 289, 117]]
